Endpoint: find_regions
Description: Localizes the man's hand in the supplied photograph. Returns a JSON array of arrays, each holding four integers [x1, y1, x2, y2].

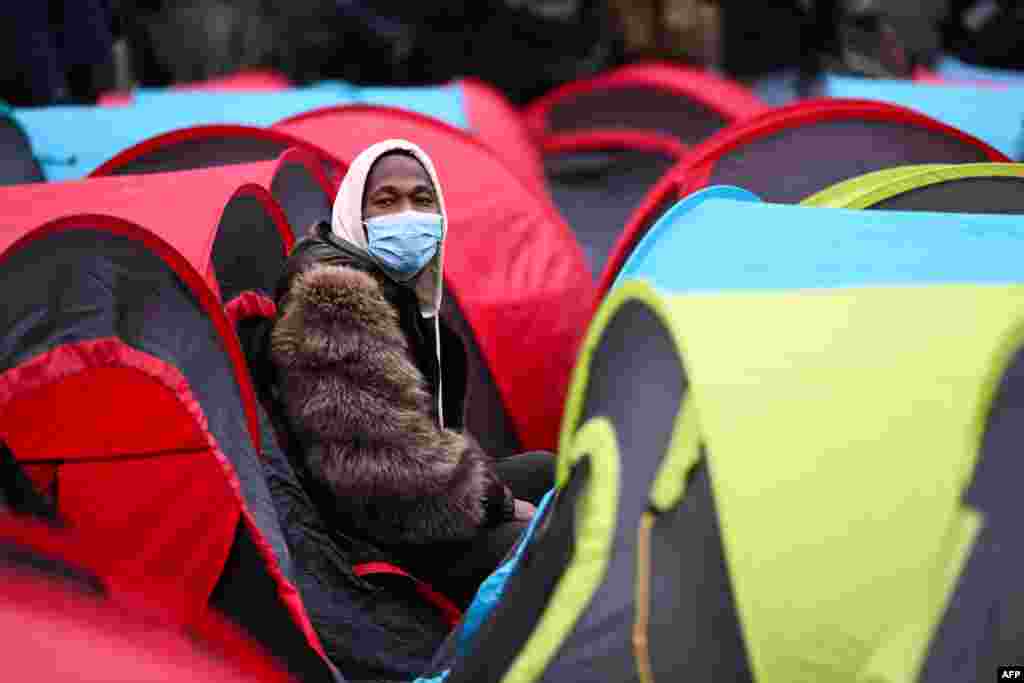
[[513, 499, 537, 522]]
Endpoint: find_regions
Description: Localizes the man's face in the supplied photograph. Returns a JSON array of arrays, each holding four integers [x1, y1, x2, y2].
[[363, 154, 439, 220]]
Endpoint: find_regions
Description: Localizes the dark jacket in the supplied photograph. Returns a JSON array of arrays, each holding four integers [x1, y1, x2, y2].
[[269, 226, 516, 547], [247, 224, 516, 680]]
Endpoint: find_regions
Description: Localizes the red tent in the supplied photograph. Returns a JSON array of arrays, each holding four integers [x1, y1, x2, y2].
[[0, 174, 339, 682], [523, 62, 769, 144], [0, 514, 297, 682], [91, 124, 344, 190], [597, 98, 1011, 298], [94, 145, 339, 244], [460, 77, 546, 195], [275, 105, 594, 454]]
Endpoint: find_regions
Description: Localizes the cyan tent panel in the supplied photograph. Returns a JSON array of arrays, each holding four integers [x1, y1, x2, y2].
[[132, 81, 469, 129], [822, 75, 1024, 160], [935, 56, 1024, 85], [15, 83, 469, 181], [616, 185, 1024, 293]]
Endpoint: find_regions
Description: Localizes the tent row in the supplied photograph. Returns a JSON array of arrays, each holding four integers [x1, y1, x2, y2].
[[4, 156, 1023, 681], [6, 61, 1024, 294], [4, 57, 1024, 681]]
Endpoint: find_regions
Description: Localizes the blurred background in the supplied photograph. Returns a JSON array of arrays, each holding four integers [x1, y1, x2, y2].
[[2, 0, 1020, 108]]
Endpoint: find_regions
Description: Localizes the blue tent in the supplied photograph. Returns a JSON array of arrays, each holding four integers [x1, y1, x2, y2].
[[14, 82, 468, 182], [614, 185, 1024, 293], [821, 75, 1024, 160], [935, 56, 1024, 85]]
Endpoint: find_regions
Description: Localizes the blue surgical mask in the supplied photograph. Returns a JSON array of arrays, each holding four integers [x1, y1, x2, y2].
[[363, 210, 443, 281]]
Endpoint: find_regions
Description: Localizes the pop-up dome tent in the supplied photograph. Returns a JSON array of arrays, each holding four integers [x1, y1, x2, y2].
[[441, 191, 1024, 682], [541, 130, 688, 276], [820, 75, 1024, 160], [93, 143, 339, 243], [0, 514, 297, 682], [0, 106, 43, 186], [803, 162, 1024, 213], [275, 105, 594, 456], [523, 62, 770, 145], [0, 176, 342, 682], [597, 99, 1009, 299]]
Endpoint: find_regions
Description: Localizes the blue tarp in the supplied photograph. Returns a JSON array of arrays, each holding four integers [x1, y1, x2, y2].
[[615, 185, 1024, 293], [821, 74, 1024, 160], [14, 82, 468, 182]]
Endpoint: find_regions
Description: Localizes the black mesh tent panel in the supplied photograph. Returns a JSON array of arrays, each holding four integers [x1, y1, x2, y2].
[[0, 225, 336, 683], [0, 116, 44, 185], [646, 456, 752, 681], [872, 176, 1024, 213], [546, 148, 678, 277], [546, 87, 728, 145], [918, 344, 1024, 682], [212, 191, 291, 302], [270, 160, 332, 241], [440, 293, 522, 458], [102, 134, 292, 176], [706, 119, 993, 204]]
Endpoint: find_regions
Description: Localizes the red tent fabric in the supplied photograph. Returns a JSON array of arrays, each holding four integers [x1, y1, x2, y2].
[[93, 145, 340, 242], [0, 176, 337, 681], [597, 98, 1011, 299], [460, 77, 546, 195], [1, 167, 295, 303], [0, 514, 297, 683], [90, 125, 344, 190], [523, 62, 769, 143], [275, 105, 594, 452]]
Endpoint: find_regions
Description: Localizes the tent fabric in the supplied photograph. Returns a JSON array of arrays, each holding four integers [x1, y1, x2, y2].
[[0, 109, 44, 185], [98, 70, 293, 105], [0, 183, 335, 679], [95, 78, 543, 192], [596, 99, 1010, 300], [0, 209, 336, 680], [802, 162, 1024, 213], [275, 105, 594, 453], [444, 276, 1024, 681], [523, 62, 769, 144], [0, 515, 298, 683], [460, 78, 546, 196], [88, 126, 343, 188], [821, 75, 1024, 160], [616, 187, 1024, 293], [443, 282, 744, 683], [16, 81, 460, 181], [124, 81, 471, 130], [0, 167, 297, 305], [541, 129, 686, 277], [936, 55, 1024, 85]]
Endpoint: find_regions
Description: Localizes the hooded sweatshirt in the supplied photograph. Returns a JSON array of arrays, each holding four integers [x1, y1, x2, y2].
[[269, 140, 514, 549], [331, 139, 449, 426]]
